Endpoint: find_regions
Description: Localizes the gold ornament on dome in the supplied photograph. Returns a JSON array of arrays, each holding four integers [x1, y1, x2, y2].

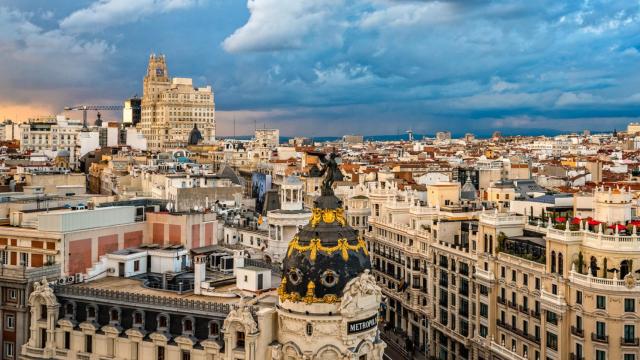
[[310, 207, 346, 227], [277, 277, 339, 304], [286, 236, 369, 261]]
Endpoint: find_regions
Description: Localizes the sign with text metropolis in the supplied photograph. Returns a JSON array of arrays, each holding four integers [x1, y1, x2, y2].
[[347, 315, 377, 334]]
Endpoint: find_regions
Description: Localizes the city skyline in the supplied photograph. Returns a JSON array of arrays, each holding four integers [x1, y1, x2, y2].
[[1, 0, 639, 136]]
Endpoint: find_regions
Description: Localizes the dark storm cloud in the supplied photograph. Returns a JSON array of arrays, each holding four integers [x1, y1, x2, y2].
[[0, 0, 639, 135]]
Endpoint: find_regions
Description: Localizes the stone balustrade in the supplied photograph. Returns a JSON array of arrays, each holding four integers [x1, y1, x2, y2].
[[54, 285, 233, 316], [569, 270, 640, 291]]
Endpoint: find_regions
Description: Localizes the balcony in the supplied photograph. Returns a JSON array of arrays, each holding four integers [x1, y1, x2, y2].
[[621, 337, 640, 346], [570, 353, 585, 360], [489, 340, 527, 360], [569, 270, 640, 291], [508, 301, 518, 310], [475, 267, 495, 283], [518, 305, 529, 315], [571, 326, 584, 338], [530, 310, 540, 320], [591, 333, 609, 344]]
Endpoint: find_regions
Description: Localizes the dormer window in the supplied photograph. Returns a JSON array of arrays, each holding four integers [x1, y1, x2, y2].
[[87, 305, 97, 320], [109, 308, 120, 323], [208, 321, 219, 338], [133, 311, 144, 327], [157, 314, 168, 329], [182, 317, 193, 334], [65, 303, 75, 319]]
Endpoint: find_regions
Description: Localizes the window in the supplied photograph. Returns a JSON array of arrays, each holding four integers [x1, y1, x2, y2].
[[4, 342, 14, 359], [480, 325, 488, 338], [546, 332, 558, 351], [624, 355, 636, 360], [596, 350, 606, 360], [306, 323, 313, 336], [501, 266, 505, 278], [596, 321, 606, 338], [181, 351, 191, 360], [110, 309, 119, 322], [64, 332, 70, 350], [7, 289, 16, 301], [624, 324, 635, 342], [625, 298, 635, 312], [480, 303, 488, 318], [546, 311, 557, 325], [511, 270, 516, 282], [576, 290, 582, 305], [158, 315, 168, 329], [535, 278, 540, 290], [236, 332, 245, 348], [4, 314, 14, 330], [133, 312, 143, 326], [85, 335, 93, 353], [157, 346, 165, 360], [134, 260, 140, 272], [596, 295, 606, 310], [523, 274, 528, 286], [183, 318, 193, 333], [209, 322, 219, 337], [87, 306, 96, 319]]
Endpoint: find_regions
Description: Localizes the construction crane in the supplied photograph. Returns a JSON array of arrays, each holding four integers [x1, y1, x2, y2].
[[64, 103, 140, 128]]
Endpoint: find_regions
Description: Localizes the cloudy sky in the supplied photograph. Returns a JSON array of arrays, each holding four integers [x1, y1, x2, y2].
[[0, 0, 639, 136]]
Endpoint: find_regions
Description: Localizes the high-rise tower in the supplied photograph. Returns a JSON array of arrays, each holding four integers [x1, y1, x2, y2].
[[140, 54, 215, 150]]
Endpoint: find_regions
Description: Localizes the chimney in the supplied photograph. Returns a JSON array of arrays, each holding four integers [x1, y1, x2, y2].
[[193, 255, 207, 295]]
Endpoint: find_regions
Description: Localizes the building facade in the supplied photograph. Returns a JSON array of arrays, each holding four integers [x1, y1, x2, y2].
[[140, 54, 215, 150]]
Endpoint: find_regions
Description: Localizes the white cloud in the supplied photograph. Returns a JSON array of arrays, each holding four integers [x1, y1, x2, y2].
[[490, 77, 519, 93], [60, 0, 203, 33], [222, 0, 346, 53], [358, 1, 454, 29]]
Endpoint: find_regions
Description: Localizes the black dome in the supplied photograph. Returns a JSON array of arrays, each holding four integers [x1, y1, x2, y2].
[[279, 194, 371, 304], [188, 124, 203, 145]]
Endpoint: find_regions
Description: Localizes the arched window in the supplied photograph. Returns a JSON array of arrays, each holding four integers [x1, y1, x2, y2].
[[621, 260, 630, 278], [557, 253, 563, 276], [551, 251, 556, 273]]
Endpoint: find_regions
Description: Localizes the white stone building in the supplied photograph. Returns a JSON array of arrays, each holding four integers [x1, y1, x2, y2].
[[140, 54, 215, 150]]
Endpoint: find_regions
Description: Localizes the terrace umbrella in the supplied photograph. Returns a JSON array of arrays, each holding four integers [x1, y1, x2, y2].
[[630, 220, 640, 227], [571, 217, 581, 225], [588, 219, 601, 226], [555, 216, 566, 223], [609, 224, 626, 231]]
